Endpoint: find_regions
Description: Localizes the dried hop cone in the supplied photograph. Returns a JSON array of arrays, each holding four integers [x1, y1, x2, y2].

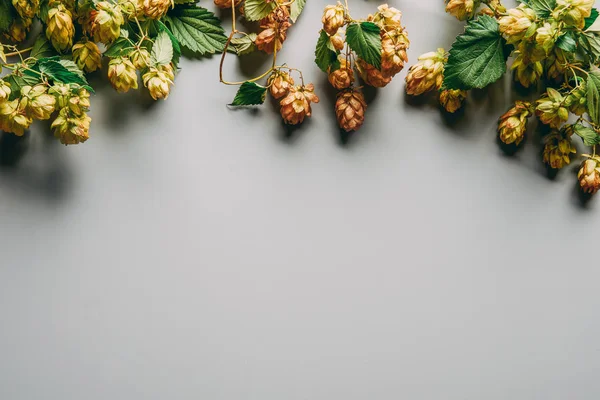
[[108, 57, 139, 92], [130, 48, 151, 70], [143, 0, 172, 19], [21, 84, 56, 120], [356, 58, 391, 88], [405, 48, 446, 96], [12, 0, 39, 19], [214, 0, 242, 9], [445, 0, 480, 21], [46, 3, 75, 52], [330, 33, 344, 51], [51, 107, 91, 145], [498, 101, 534, 145], [554, 0, 594, 29], [322, 2, 346, 36], [439, 89, 467, 113], [7, 17, 32, 43], [142, 64, 175, 100], [536, 88, 569, 129], [328, 57, 353, 90], [268, 71, 295, 100], [543, 130, 576, 169], [335, 90, 367, 132], [0, 80, 11, 103], [578, 157, 600, 194], [0, 99, 33, 136], [280, 84, 320, 125], [368, 4, 402, 30], [498, 4, 536, 44], [381, 28, 410, 78], [91, 1, 124, 44], [255, 13, 290, 54], [72, 40, 102, 73]]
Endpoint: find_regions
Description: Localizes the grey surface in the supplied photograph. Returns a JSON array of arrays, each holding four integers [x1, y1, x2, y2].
[[1, 1, 600, 399]]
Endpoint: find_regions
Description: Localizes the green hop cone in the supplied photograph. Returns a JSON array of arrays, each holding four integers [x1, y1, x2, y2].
[[107, 57, 139, 92], [46, 3, 75, 52], [51, 107, 91, 145], [142, 64, 175, 100], [498, 101, 534, 146], [21, 84, 56, 120], [91, 1, 124, 44], [543, 129, 577, 169], [72, 40, 103, 73], [536, 88, 569, 129], [130, 48, 151, 70], [565, 83, 587, 116], [553, 0, 594, 29], [0, 99, 33, 136]]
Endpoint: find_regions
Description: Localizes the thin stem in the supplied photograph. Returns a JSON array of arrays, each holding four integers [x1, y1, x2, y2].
[[3, 47, 33, 57]]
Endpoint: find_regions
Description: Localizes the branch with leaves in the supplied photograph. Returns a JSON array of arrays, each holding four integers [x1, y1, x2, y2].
[[314, 2, 409, 132], [0, 0, 227, 144], [406, 0, 600, 195], [218, 0, 319, 125]]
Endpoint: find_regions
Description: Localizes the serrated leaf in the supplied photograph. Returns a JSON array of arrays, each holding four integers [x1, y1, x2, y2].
[[556, 32, 577, 52], [443, 15, 509, 90], [0, 0, 15, 32], [230, 81, 267, 106], [577, 32, 600, 62], [3, 73, 40, 100], [346, 22, 382, 69], [164, 5, 227, 56], [244, 0, 276, 21], [585, 9, 599, 30], [103, 37, 135, 57], [155, 20, 181, 67], [586, 67, 600, 124], [315, 30, 340, 72], [573, 124, 600, 146], [38, 58, 89, 87], [520, 0, 557, 18], [230, 33, 257, 55], [290, 0, 305, 23], [30, 35, 56, 59], [151, 30, 174, 66]]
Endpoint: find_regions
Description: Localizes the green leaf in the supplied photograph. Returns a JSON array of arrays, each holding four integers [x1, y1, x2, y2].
[[290, 0, 306, 23], [151, 30, 174, 66], [38, 58, 89, 87], [556, 32, 577, 52], [164, 5, 227, 56], [230, 81, 267, 106], [573, 124, 600, 146], [586, 67, 600, 124], [577, 32, 600, 63], [519, 0, 557, 18], [346, 22, 382, 69], [37, 0, 49, 21], [585, 9, 599, 30], [443, 15, 509, 90], [314, 30, 340, 72], [155, 20, 181, 67], [30, 35, 56, 59], [230, 33, 257, 55], [244, 0, 276, 22], [0, 0, 15, 32], [3, 73, 40, 100], [103, 37, 135, 57]]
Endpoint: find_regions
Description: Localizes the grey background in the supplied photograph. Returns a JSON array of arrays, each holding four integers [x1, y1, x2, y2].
[[1, 1, 599, 399]]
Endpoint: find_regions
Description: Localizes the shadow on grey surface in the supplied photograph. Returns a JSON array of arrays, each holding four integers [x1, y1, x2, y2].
[[0, 132, 29, 167]]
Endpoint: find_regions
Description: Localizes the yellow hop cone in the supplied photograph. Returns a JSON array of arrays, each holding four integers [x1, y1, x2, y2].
[[554, 0, 594, 28], [565, 83, 587, 116], [12, 0, 39, 19], [498, 5, 536, 44], [335, 89, 367, 132], [91, 1, 124, 44], [0, 99, 33, 136], [498, 101, 533, 145], [50, 85, 91, 115], [356, 58, 391, 88], [543, 130, 577, 169], [536, 88, 569, 129], [545, 48, 568, 82], [405, 48, 446, 96], [51, 107, 91, 145], [279, 83, 319, 125], [267, 70, 295, 100], [130, 48, 151, 70], [72, 40, 102, 73], [535, 22, 558, 55], [214, 0, 241, 9], [8, 17, 33, 43], [0, 80, 11, 103], [108, 57, 139, 92], [330, 33, 344, 51], [578, 157, 600, 194], [120, 0, 145, 19], [328, 57, 353, 90], [21, 84, 56, 120], [381, 27, 409, 78], [445, 0, 480, 21], [368, 4, 402, 30], [46, 4, 74, 52], [439, 89, 467, 113], [143, 0, 172, 19], [322, 2, 345, 36], [142, 64, 175, 100]]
